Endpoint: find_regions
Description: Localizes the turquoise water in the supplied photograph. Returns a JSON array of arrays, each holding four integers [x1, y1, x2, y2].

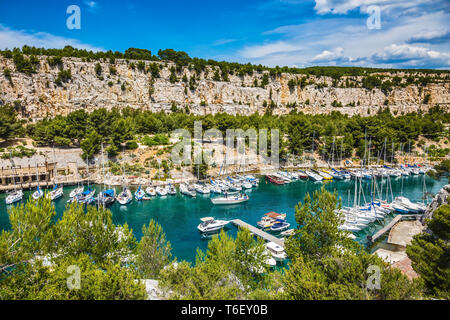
[[0, 175, 447, 263]]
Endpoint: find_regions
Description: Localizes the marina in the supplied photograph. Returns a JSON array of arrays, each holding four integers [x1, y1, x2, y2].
[[0, 171, 445, 262]]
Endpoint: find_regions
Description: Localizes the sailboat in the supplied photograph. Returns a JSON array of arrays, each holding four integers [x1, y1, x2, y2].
[[48, 146, 64, 201], [5, 152, 23, 205], [180, 183, 196, 197], [135, 186, 146, 201], [32, 185, 43, 200], [96, 146, 116, 206], [117, 187, 132, 205], [167, 184, 177, 195], [70, 184, 84, 199], [134, 168, 146, 201], [156, 185, 168, 196], [117, 155, 132, 205], [70, 161, 84, 198], [145, 162, 156, 196], [32, 165, 44, 200], [146, 186, 156, 196], [47, 184, 64, 201]]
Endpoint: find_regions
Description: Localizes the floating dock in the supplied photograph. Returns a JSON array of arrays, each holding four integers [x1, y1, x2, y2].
[[231, 219, 285, 248]]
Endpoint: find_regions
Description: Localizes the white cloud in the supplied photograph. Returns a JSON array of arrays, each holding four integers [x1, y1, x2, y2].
[[232, 1, 449, 69], [372, 44, 450, 66], [313, 0, 432, 15], [407, 29, 450, 44], [84, 1, 99, 12], [0, 25, 103, 52], [213, 39, 238, 46], [239, 41, 304, 59], [311, 47, 345, 61]]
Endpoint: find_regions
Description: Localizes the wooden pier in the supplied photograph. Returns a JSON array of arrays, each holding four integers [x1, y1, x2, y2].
[[231, 219, 285, 248], [368, 214, 421, 243]]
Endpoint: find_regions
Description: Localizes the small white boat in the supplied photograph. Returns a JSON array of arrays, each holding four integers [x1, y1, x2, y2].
[[197, 217, 230, 233], [180, 183, 196, 197], [228, 183, 242, 192], [304, 170, 323, 182], [32, 186, 44, 200], [194, 183, 210, 194], [281, 229, 295, 237], [211, 193, 249, 205], [257, 212, 287, 228], [6, 189, 23, 205], [156, 186, 168, 196], [97, 189, 116, 206], [270, 220, 291, 232], [70, 186, 84, 198], [145, 186, 156, 196], [117, 188, 132, 205], [208, 183, 222, 194], [47, 185, 63, 201], [394, 196, 426, 213], [241, 181, 252, 189], [266, 242, 287, 261], [134, 186, 146, 201], [168, 185, 177, 195]]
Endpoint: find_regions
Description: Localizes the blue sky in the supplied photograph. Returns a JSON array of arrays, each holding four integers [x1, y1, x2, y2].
[[0, 0, 449, 69]]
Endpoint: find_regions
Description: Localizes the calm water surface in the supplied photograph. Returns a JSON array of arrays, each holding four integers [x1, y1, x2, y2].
[[0, 175, 446, 262]]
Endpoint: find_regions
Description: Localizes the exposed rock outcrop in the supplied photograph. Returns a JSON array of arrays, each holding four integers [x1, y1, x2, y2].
[[422, 184, 450, 223], [1, 56, 449, 119]]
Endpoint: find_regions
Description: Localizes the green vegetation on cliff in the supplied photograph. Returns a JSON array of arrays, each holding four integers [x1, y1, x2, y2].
[[2, 46, 448, 89], [19, 105, 450, 161]]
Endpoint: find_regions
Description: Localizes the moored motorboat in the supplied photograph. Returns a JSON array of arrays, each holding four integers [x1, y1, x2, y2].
[[297, 170, 309, 180], [197, 217, 230, 233], [266, 242, 287, 261], [257, 211, 287, 228], [270, 219, 291, 232], [266, 175, 285, 185], [304, 170, 323, 182], [211, 193, 249, 205]]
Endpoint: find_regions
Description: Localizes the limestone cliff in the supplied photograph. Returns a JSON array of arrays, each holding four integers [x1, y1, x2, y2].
[[0, 56, 449, 120]]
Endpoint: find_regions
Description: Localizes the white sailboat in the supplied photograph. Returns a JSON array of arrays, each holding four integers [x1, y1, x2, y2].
[[47, 184, 64, 201], [156, 186, 168, 196], [180, 183, 196, 197], [117, 157, 132, 205], [70, 161, 84, 198], [117, 187, 132, 205], [5, 152, 23, 205], [32, 166, 43, 200]]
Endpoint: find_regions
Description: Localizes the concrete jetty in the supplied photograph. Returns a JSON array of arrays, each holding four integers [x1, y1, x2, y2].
[[231, 219, 285, 247]]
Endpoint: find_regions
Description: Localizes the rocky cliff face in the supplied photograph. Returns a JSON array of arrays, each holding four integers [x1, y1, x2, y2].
[[422, 184, 450, 224], [1, 56, 449, 120]]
